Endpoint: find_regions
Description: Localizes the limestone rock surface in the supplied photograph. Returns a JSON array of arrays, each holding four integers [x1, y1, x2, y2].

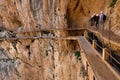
[[0, 0, 119, 80]]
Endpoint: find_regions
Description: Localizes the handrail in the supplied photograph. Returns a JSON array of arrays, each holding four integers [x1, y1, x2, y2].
[[106, 49, 120, 65], [86, 34, 120, 66]]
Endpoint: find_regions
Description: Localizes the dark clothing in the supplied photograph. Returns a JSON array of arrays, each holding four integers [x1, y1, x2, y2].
[[95, 15, 99, 22], [95, 15, 99, 27], [93, 15, 96, 21], [103, 14, 106, 22], [90, 17, 94, 26], [90, 15, 96, 26]]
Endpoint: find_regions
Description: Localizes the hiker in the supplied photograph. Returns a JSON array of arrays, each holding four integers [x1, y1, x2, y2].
[[90, 13, 96, 26], [99, 11, 104, 23], [94, 14, 99, 28], [90, 15, 94, 26], [99, 11, 107, 29], [93, 13, 96, 25], [99, 11, 106, 24]]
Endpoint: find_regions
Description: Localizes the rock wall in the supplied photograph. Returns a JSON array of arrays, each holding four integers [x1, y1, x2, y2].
[[0, 0, 82, 80], [66, 0, 120, 36], [0, 0, 120, 35], [0, 0, 119, 80], [109, 0, 120, 36], [0, 0, 68, 31], [0, 39, 81, 80], [67, 0, 110, 28]]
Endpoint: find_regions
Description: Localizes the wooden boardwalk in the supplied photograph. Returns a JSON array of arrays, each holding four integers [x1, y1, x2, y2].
[[78, 36, 119, 80]]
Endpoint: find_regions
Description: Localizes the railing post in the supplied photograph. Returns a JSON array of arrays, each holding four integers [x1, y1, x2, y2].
[[102, 48, 108, 61], [84, 30, 88, 39], [92, 40, 97, 49]]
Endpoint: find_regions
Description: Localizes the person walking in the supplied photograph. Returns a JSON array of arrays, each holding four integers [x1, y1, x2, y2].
[[95, 14, 99, 28], [93, 13, 96, 25], [90, 15, 94, 26], [99, 11, 106, 30], [99, 11, 104, 23], [90, 13, 96, 28]]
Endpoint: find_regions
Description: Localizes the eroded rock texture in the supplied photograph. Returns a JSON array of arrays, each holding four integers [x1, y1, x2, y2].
[[0, 0, 81, 80], [0, 39, 81, 80], [0, 0, 68, 31], [110, 0, 120, 35], [0, 0, 120, 35], [0, 0, 119, 80]]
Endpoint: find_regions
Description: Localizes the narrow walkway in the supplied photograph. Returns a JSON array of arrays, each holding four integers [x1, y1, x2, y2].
[[14, 28, 87, 33], [90, 28, 120, 44], [78, 36, 119, 80], [14, 27, 120, 45]]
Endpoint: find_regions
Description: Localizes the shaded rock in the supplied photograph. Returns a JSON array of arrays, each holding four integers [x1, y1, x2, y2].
[[0, 47, 20, 80], [0, 30, 16, 38]]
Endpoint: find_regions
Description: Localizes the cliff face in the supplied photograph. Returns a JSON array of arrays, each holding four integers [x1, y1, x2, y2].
[[0, 0, 119, 80], [66, 0, 120, 36], [67, 0, 110, 28], [0, 39, 81, 80], [0, 0, 120, 35], [110, 0, 120, 35], [0, 0, 81, 80], [0, 0, 68, 31]]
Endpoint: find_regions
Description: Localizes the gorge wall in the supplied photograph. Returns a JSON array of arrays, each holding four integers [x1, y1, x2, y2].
[[0, 0, 119, 80], [0, 0, 68, 31], [0, 39, 81, 80], [0, 0, 120, 35], [0, 0, 81, 80]]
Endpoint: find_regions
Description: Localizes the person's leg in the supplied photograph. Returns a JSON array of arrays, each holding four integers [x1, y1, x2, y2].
[[91, 21, 93, 26], [96, 21, 99, 29], [95, 21, 97, 28], [99, 21, 101, 29]]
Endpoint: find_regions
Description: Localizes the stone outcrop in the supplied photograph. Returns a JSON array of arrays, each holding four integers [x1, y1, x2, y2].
[[0, 0, 120, 35], [110, 0, 120, 36], [0, 38, 81, 80], [0, 0, 81, 80], [0, 0, 119, 80]]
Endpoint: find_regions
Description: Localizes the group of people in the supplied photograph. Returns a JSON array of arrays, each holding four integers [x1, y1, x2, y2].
[[90, 11, 106, 28]]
